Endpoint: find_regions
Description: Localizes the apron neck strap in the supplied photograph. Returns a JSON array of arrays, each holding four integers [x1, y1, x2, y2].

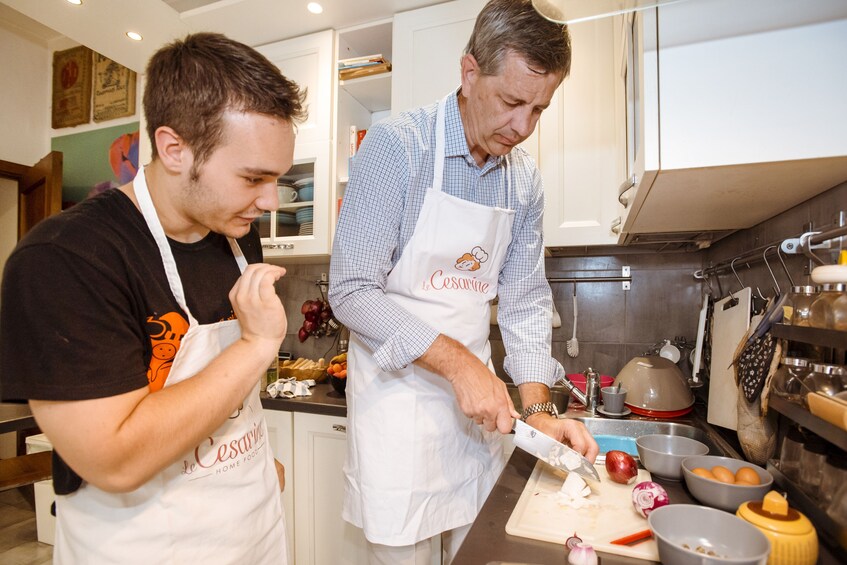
[[133, 167, 247, 324], [432, 95, 448, 193]]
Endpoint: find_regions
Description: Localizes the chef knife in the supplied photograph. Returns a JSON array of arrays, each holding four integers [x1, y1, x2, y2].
[[512, 419, 600, 483]]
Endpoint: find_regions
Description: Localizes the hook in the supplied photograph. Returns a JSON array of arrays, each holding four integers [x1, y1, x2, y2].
[[762, 245, 781, 297], [730, 257, 744, 297], [776, 245, 796, 288]]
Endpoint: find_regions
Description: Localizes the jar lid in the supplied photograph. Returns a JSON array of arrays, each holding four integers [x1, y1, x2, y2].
[[790, 285, 817, 294], [810, 363, 846, 375], [738, 492, 814, 535], [818, 283, 846, 292], [781, 357, 810, 367]]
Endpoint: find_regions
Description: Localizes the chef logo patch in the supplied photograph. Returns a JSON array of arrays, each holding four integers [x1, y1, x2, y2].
[[454, 246, 489, 272], [420, 246, 492, 295]]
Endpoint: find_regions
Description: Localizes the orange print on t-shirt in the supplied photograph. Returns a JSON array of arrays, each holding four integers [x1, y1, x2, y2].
[[145, 312, 188, 392]]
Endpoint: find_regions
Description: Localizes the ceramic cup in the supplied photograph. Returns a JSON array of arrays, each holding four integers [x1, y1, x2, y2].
[[601, 386, 628, 414], [277, 184, 298, 204]]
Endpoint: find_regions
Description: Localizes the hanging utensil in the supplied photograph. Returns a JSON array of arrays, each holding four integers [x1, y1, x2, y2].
[[567, 282, 579, 358]]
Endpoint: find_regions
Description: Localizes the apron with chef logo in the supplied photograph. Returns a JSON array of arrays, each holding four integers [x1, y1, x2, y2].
[[53, 167, 287, 565], [344, 94, 516, 546]]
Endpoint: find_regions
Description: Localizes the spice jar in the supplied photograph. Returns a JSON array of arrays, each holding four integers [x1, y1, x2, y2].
[[772, 357, 812, 403], [809, 283, 846, 329], [785, 285, 818, 327]]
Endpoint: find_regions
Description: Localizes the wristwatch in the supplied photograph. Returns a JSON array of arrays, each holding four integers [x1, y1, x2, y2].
[[521, 401, 559, 421]]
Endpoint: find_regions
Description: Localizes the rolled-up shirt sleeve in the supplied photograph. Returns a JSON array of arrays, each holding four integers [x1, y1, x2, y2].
[[497, 168, 565, 388], [329, 122, 439, 372]]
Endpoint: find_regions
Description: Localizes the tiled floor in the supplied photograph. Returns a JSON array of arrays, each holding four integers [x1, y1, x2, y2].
[[0, 487, 52, 564]]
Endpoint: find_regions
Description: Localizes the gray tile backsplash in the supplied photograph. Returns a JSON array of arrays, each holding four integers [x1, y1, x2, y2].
[[271, 180, 846, 383]]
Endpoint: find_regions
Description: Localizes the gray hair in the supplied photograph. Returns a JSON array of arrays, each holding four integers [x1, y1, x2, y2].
[[464, 0, 571, 79]]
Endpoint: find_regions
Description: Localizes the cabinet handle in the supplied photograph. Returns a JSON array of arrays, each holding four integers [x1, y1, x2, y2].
[[262, 243, 295, 250], [611, 217, 622, 234], [618, 175, 637, 207], [332, 424, 347, 433]]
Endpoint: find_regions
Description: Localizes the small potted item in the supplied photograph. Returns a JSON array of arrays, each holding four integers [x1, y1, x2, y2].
[[736, 491, 818, 565]]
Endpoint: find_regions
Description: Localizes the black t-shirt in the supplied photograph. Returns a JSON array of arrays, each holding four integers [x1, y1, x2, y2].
[[0, 189, 262, 492]]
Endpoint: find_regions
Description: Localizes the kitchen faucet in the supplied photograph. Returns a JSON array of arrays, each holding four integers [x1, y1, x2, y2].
[[557, 367, 601, 414]]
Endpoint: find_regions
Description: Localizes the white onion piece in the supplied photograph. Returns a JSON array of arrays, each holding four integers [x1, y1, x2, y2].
[[568, 542, 598, 565]]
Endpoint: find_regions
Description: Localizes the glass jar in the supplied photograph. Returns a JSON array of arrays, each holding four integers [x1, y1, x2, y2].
[[809, 283, 846, 329], [785, 285, 818, 327], [772, 357, 813, 403], [799, 434, 828, 499], [802, 363, 847, 403], [832, 290, 847, 331], [779, 426, 805, 481], [821, 451, 847, 506]]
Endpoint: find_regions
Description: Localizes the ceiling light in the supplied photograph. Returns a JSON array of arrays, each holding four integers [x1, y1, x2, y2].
[[66, 0, 83, 5], [307, 2, 323, 14], [126, 31, 143, 41]]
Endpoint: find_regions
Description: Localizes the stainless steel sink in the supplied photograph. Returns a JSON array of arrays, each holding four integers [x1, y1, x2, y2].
[[574, 416, 729, 457]]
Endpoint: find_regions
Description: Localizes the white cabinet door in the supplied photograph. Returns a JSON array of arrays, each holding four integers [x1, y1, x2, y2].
[[540, 17, 623, 247], [263, 409, 295, 562], [293, 412, 367, 565], [256, 30, 335, 144]]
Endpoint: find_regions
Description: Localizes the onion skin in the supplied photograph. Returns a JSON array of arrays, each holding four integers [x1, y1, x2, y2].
[[605, 450, 638, 484], [631, 481, 669, 518]]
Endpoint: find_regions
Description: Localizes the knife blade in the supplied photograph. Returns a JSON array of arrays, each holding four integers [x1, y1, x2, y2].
[[512, 419, 600, 483]]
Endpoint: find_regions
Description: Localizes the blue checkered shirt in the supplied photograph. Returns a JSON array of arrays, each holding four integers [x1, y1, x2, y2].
[[328, 91, 564, 387]]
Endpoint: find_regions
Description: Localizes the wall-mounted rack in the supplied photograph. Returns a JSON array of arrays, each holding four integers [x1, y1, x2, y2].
[[547, 266, 631, 291]]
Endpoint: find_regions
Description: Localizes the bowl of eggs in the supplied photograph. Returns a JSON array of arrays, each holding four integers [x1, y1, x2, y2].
[[681, 455, 773, 513]]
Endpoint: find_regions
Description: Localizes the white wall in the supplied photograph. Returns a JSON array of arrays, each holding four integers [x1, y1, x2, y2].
[[0, 18, 50, 166]]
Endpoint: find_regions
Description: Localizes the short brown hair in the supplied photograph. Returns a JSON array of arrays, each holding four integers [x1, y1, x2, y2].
[[464, 0, 571, 78], [143, 32, 307, 167]]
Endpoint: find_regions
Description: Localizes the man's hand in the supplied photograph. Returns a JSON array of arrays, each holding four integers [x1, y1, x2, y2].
[[525, 413, 599, 463], [417, 335, 520, 434], [230, 263, 287, 354]]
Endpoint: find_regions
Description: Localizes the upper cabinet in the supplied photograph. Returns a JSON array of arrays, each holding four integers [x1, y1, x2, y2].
[[254, 31, 335, 258], [616, 0, 847, 244]]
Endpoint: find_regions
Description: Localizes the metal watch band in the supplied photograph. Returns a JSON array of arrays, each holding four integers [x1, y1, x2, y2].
[[521, 401, 559, 421]]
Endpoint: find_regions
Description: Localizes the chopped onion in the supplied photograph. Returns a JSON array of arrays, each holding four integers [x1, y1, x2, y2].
[[567, 542, 597, 565], [631, 481, 669, 518], [605, 450, 638, 484]]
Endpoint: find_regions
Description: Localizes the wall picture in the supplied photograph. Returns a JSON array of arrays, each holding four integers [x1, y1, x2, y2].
[[51, 46, 93, 129], [93, 53, 137, 122]]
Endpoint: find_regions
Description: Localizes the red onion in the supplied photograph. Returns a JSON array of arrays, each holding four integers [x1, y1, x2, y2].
[[631, 481, 669, 518], [605, 450, 638, 484], [567, 542, 597, 565]]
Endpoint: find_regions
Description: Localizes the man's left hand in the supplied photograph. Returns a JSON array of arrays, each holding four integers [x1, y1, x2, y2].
[[525, 413, 599, 463]]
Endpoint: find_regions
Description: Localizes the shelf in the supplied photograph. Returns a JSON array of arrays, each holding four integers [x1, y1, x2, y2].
[[767, 460, 847, 558], [770, 396, 847, 452], [772, 324, 847, 349], [339, 72, 391, 112]]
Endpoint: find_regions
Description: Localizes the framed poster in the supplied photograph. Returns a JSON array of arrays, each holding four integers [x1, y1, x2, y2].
[[52, 46, 92, 128], [93, 53, 137, 122]]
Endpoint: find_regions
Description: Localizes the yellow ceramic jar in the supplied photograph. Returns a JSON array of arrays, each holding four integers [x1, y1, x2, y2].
[[736, 491, 818, 565]]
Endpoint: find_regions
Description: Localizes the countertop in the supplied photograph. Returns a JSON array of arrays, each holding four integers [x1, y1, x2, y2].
[[261, 385, 843, 564]]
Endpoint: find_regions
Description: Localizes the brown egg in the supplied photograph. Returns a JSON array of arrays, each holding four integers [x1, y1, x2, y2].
[[711, 466, 736, 484], [734, 466, 761, 485], [691, 467, 716, 480]]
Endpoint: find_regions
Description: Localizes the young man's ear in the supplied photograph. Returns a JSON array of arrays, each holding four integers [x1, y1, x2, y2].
[[154, 126, 190, 174]]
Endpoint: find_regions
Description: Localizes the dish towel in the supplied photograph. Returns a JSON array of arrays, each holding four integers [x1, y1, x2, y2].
[[266, 377, 316, 398]]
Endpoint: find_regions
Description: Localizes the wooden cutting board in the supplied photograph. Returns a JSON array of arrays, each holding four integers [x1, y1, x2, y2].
[[505, 462, 659, 561], [707, 288, 751, 430]]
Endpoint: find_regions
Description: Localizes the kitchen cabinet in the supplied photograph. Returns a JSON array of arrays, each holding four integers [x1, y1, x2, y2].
[[254, 31, 335, 259], [540, 17, 623, 247], [263, 409, 295, 562], [615, 0, 847, 244], [767, 324, 847, 556], [391, 0, 539, 164], [292, 412, 368, 565]]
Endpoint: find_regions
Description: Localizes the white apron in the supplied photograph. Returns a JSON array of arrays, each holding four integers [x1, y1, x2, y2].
[[343, 94, 516, 546], [53, 167, 288, 564]]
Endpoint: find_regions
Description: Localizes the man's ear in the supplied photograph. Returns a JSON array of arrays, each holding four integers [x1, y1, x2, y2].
[[154, 126, 189, 174], [459, 53, 481, 95]]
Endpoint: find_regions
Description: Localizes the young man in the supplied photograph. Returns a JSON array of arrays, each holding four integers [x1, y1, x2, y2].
[[0, 33, 305, 564], [329, 1, 598, 563]]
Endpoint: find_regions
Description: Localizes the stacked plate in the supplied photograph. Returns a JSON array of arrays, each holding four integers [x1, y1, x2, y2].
[[299, 222, 313, 236], [294, 177, 314, 202], [295, 206, 313, 224], [277, 211, 297, 225]]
